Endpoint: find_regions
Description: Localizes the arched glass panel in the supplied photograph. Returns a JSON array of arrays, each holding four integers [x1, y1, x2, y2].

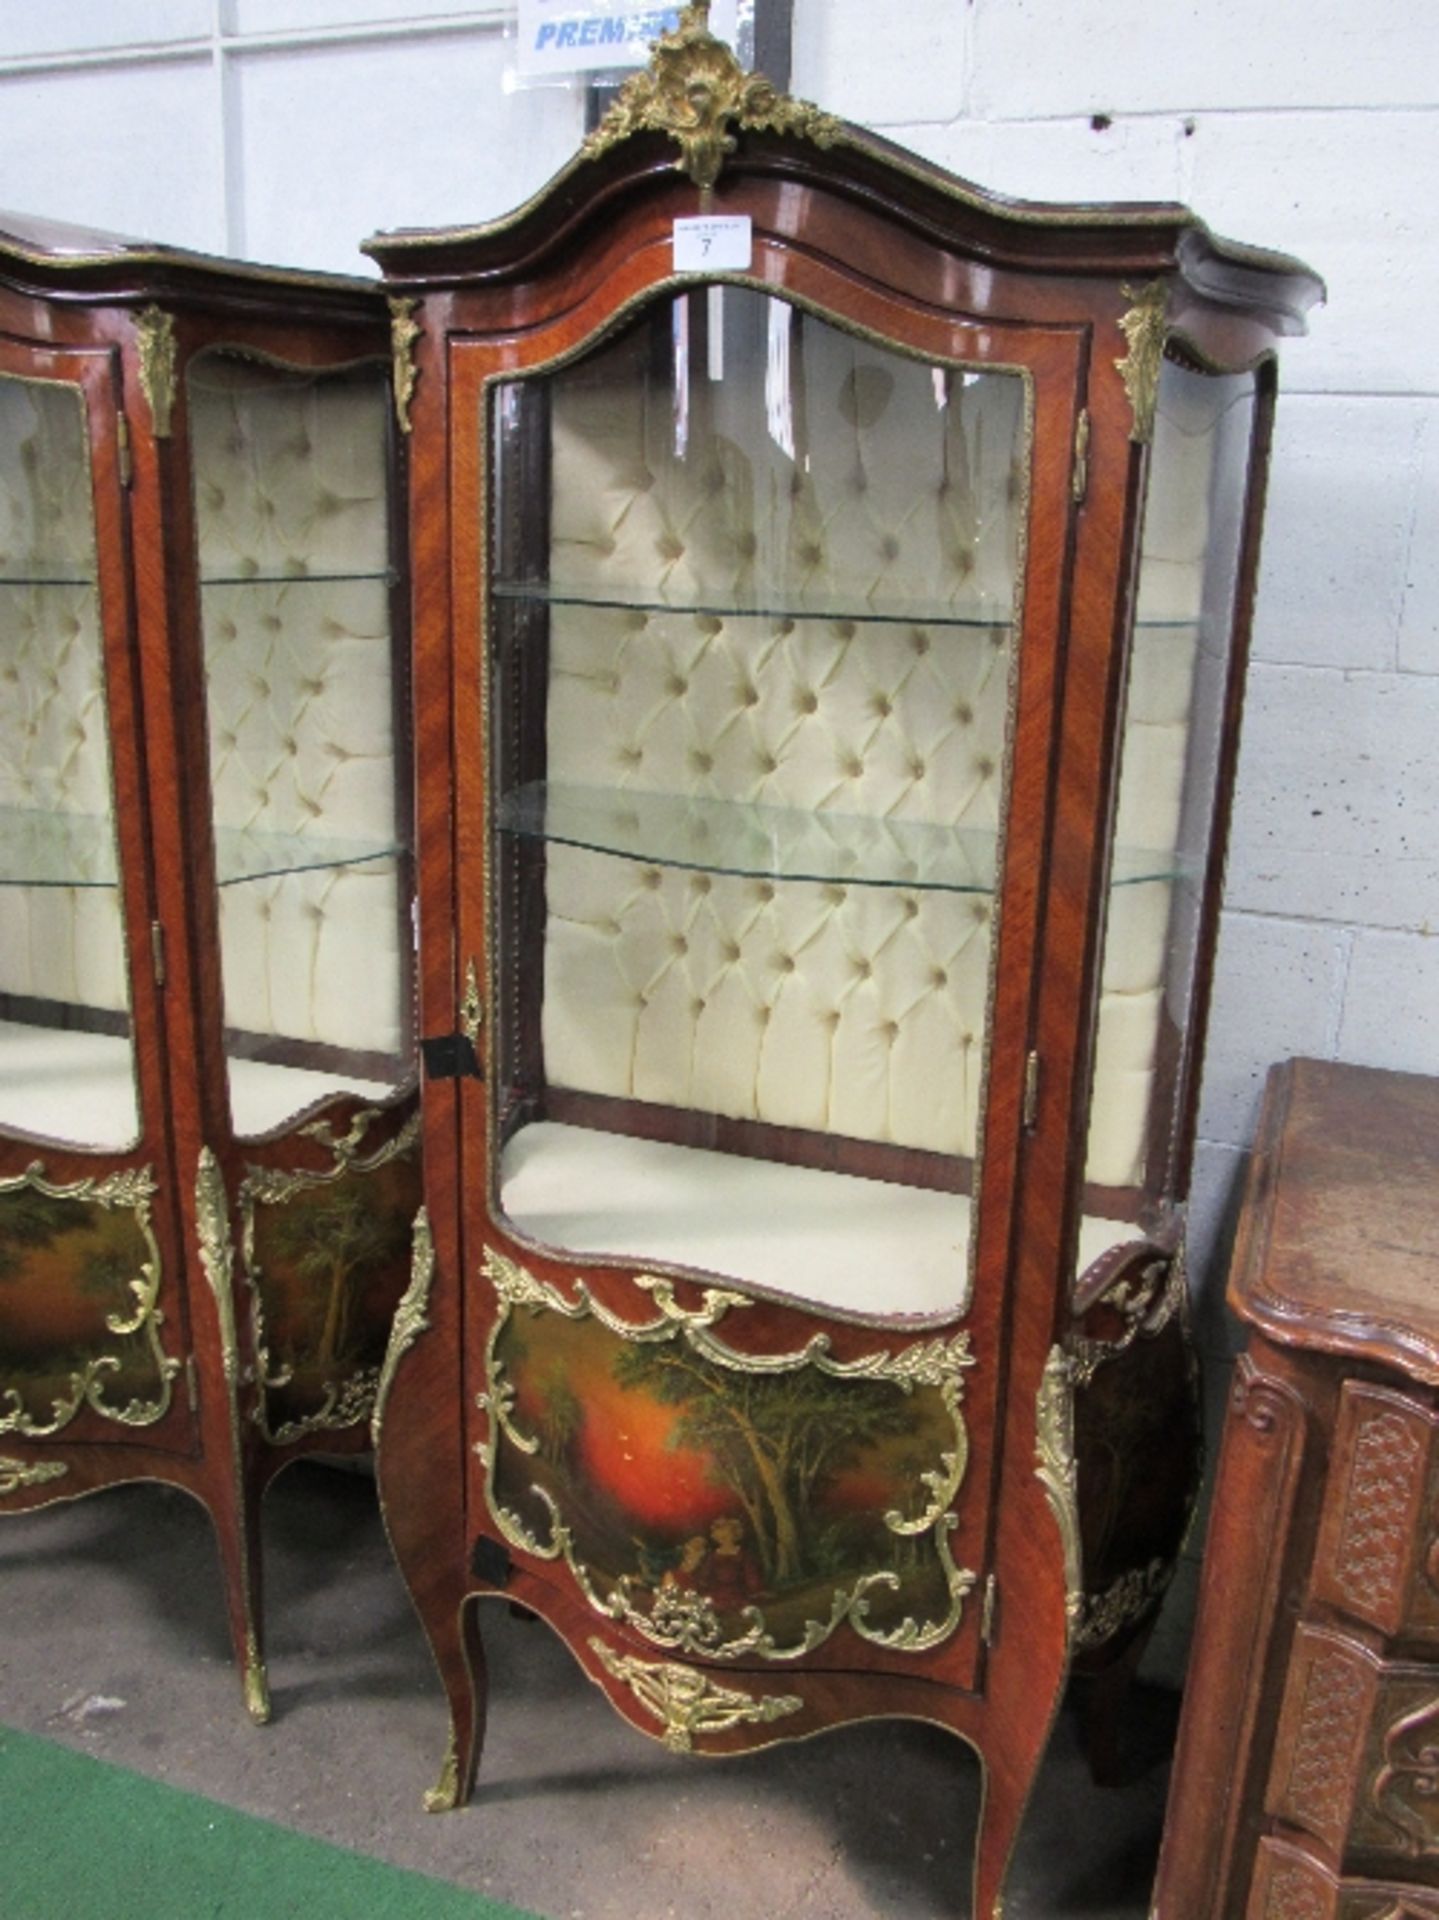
[[488, 289, 1072, 1318]]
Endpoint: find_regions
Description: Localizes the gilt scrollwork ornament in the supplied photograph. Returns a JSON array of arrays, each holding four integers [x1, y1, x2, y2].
[[388, 296, 421, 434], [583, 2, 842, 195], [0, 1456, 68, 1496], [1071, 1250, 1188, 1387], [195, 1148, 239, 1381], [372, 1205, 436, 1448], [1036, 1345, 1084, 1632], [1074, 1556, 1174, 1650], [195, 1148, 271, 1725], [0, 1161, 179, 1437], [1114, 280, 1169, 445], [478, 1248, 978, 1662], [135, 305, 178, 438], [589, 1638, 802, 1752], [460, 957, 484, 1049]]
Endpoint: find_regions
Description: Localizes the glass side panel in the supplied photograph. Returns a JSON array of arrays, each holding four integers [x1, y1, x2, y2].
[[188, 353, 412, 1139], [488, 287, 1046, 1320], [1081, 356, 1258, 1230], [0, 373, 138, 1150]]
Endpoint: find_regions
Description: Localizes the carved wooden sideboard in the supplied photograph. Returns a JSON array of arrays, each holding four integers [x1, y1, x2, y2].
[[1154, 1057, 1439, 1919]]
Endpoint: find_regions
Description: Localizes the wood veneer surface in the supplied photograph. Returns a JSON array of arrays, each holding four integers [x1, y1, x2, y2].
[[1234, 1057, 1439, 1384]]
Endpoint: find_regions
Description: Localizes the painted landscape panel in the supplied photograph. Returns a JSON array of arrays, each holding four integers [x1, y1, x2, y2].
[[249, 1149, 421, 1438], [0, 1175, 170, 1435], [488, 1296, 973, 1658]]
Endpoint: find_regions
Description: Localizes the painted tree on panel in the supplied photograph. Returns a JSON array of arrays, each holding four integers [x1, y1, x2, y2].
[[0, 1193, 73, 1284], [268, 1185, 409, 1374], [612, 1343, 913, 1587]]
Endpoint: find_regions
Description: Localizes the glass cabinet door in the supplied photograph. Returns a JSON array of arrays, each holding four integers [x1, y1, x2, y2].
[[0, 361, 182, 1442], [187, 353, 412, 1140], [0, 371, 137, 1151], [487, 287, 1058, 1319], [1082, 354, 1260, 1234]]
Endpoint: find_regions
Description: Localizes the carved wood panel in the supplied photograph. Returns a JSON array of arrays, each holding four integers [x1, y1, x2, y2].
[[1268, 1624, 1439, 1868], [1355, 1679, 1439, 1861], [1313, 1383, 1439, 1642], [1269, 1625, 1374, 1854], [1249, 1836, 1439, 1920]]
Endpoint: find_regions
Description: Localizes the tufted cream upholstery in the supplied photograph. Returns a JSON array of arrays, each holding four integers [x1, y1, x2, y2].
[[490, 298, 1238, 1310], [535, 295, 1024, 1169], [189, 355, 405, 1089], [532, 305, 1222, 1208], [521, 296, 1197, 1196], [0, 374, 137, 1147]]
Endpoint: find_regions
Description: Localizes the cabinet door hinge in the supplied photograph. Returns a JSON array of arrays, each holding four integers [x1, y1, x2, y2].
[[184, 1354, 199, 1412], [117, 412, 134, 489], [1022, 1050, 1041, 1131], [981, 1573, 998, 1647], [1071, 407, 1090, 505], [150, 920, 167, 989]]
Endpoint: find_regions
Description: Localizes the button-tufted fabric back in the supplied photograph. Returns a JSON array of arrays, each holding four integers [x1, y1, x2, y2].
[[532, 294, 1029, 1167], [0, 375, 131, 1025], [190, 355, 403, 1074], [529, 293, 1205, 1194]]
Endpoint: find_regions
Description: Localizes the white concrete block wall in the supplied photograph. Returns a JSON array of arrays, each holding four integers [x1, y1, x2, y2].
[[0, 0, 1432, 1652], [788, 0, 1439, 1321], [0, 5, 584, 274]]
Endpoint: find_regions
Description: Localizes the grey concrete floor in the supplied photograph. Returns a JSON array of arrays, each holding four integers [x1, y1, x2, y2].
[[0, 1462, 1179, 1918]]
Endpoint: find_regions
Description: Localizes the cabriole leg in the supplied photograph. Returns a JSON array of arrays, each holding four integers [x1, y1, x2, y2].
[[421, 1590, 488, 1812]]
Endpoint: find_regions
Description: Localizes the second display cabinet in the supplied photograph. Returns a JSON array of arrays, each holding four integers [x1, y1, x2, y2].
[[0, 215, 419, 1715], [368, 10, 1322, 1912]]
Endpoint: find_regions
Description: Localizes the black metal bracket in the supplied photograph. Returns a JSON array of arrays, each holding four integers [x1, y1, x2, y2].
[[471, 1534, 512, 1588], [421, 1032, 482, 1081]]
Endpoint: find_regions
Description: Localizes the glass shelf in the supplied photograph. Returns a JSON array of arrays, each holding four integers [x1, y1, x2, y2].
[[0, 808, 402, 889], [492, 578, 1199, 635], [492, 577, 1013, 633], [213, 823, 404, 886], [199, 568, 396, 588], [497, 781, 1189, 895], [0, 806, 119, 888]]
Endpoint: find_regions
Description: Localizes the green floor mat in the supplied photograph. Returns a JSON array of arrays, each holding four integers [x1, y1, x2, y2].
[[0, 1724, 540, 1920]]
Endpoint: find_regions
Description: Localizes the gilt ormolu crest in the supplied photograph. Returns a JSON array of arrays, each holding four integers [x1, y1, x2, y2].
[[583, 2, 842, 195]]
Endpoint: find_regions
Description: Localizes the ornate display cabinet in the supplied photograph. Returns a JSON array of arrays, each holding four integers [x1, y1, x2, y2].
[[368, 11, 1320, 1911], [0, 215, 418, 1718]]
